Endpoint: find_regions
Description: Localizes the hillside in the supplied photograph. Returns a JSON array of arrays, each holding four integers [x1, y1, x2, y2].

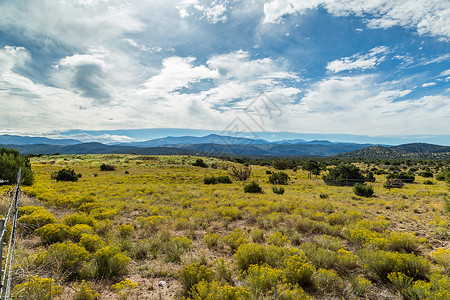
[[336, 143, 450, 159], [1, 154, 448, 299]]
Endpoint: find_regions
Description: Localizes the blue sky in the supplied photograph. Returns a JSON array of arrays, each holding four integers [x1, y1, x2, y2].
[[0, 0, 449, 145]]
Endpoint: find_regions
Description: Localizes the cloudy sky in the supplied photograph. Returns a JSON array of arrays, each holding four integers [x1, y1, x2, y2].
[[0, 0, 449, 144]]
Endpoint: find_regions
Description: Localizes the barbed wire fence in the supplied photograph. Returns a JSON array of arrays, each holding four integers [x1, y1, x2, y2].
[[0, 167, 22, 299]]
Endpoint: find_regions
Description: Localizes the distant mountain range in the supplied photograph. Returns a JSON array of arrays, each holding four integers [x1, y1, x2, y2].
[[1, 134, 449, 159]]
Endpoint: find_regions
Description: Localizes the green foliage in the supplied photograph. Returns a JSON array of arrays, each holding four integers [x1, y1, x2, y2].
[[189, 280, 251, 300], [100, 163, 116, 171], [383, 179, 404, 189], [234, 243, 266, 272], [80, 234, 106, 253], [52, 168, 81, 182], [275, 283, 313, 300], [272, 186, 285, 194], [62, 213, 96, 227], [178, 263, 214, 293], [387, 171, 415, 183], [244, 181, 263, 193], [204, 232, 222, 250], [225, 228, 248, 252], [70, 224, 95, 241], [193, 158, 208, 168], [37, 241, 91, 279], [117, 224, 135, 238], [349, 276, 372, 297], [244, 264, 282, 296], [203, 175, 232, 184], [359, 249, 431, 281], [18, 209, 56, 230], [111, 279, 137, 300], [94, 246, 130, 278], [73, 280, 99, 300], [353, 183, 374, 197], [267, 232, 289, 247], [268, 172, 290, 185], [283, 254, 315, 287], [419, 170, 433, 178], [313, 268, 344, 293], [162, 236, 193, 263], [35, 223, 72, 244], [228, 165, 252, 181], [12, 275, 62, 300], [0, 147, 34, 185], [322, 164, 368, 186]]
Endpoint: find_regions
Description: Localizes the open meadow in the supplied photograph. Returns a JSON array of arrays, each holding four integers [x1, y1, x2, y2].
[[1, 154, 450, 299]]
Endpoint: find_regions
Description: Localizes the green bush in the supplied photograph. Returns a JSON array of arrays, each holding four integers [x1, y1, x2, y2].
[[52, 168, 81, 182], [323, 164, 373, 186], [267, 232, 289, 247], [193, 158, 208, 168], [234, 243, 266, 272], [35, 223, 72, 244], [12, 275, 62, 299], [359, 249, 430, 281], [244, 264, 282, 296], [272, 186, 285, 194], [73, 280, 99, 300], [226, 228, 248, 252], [283, 254, 315, 287], [178, 263, 214, 293], [189, 280, 250, 300], [0, 147, 34, 186], [37, 241, 91, 279], [94, 246, 130, 278], [70, 224, 95, 241], [18, 209, 56, 230], [162, 236, 193, 263], [383, 179, 404, 189], [203, 175, 232, 184], [80, 234, 106, 253], [244, 181, 263, 193], [313, 269, 344, 293], [117, 224, 135, 238], [353, 183, 374, 197], [204, 232, 222, 250], [387, 171, 415, 183], [100, 163, 115, 171], [62, 213, 96, 227], [268, 172, 290, 185]]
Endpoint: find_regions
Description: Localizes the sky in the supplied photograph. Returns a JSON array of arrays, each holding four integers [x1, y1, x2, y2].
[[0, 0, 449, 145]]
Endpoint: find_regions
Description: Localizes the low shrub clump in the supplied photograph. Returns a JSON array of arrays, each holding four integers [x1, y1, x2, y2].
[[268, 172, 290, 185], [99, 163, 116, 171], [73, 280, 99, 300], [35, 223, 72, 244], [12, 275, 62, 299], [178, 263, 214, 293], [244, 181, 263, 193], [94, 246, 130, 278], [204, 175, 232, 184], [353, 183, 374, 197], [51, 168, 82, 182], [272, 186, 285, 194]]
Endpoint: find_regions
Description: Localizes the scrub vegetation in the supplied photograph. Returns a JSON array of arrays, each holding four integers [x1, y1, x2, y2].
[[0, 154, 449, 299]]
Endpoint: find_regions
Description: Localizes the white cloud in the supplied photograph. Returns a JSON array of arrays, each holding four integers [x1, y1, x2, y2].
[[279, 75, 450, 135], [263, 0, 450, 39], [143, 56, 218, 96], [422, 82, 436, 87], [0, 0, 145, 49], [326, 46, 390, 73], [441, 69, 450, 77], [176, 0, 231, 23]]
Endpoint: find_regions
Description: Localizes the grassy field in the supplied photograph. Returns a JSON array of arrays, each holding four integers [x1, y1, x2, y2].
[[1, 154, 449, 299]]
